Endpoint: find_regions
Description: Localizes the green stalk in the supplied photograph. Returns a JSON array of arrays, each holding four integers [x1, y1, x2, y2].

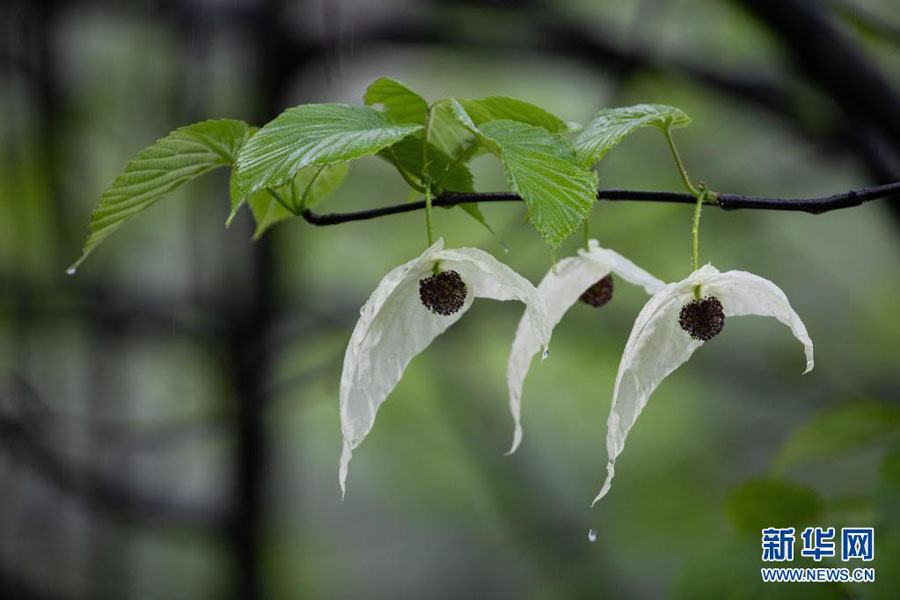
[[424, 185, 436, 246], [664, 127, 706, 297], [298, 165, 327, 210], [265, 188, 298, 215], [421, 105, 439, 274], [691, 190, 703, 299], [439, 139, 479, 186], [664, 128, 699, 197], [389, 148, 426, 193]]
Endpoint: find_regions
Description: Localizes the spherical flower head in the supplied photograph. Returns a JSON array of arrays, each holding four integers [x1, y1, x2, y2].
[[579, 274, 615, 308], [678, 295, 725, 341], [419, 270, 468, 316]]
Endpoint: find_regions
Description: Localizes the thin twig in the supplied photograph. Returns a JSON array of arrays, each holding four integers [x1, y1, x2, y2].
[[300, 181, 900, 226]]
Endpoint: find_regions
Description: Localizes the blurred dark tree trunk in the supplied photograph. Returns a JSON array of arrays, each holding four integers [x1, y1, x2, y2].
[[222, 1, 295, 598], [227, 248, 272, 600]]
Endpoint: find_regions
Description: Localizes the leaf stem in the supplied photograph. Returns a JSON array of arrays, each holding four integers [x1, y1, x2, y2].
[[691, 188, 704, 299], [265, 188, 299, 215], [389, 148, 426, 193], [663, 128, 699, 197], [664, 127, 706, 296], [439, 139, 479, 187], [298, 165, 328, 210], [583, 219, 590, 251], [422, 105, 439, 274], [424, 186, 436, 246]]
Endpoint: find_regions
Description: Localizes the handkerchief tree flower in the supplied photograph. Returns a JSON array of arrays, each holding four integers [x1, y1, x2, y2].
[[505, 239, 666, 454], [338, 239, 552, 494], [69, 76, 897, 507], [590, 122, 815, 505]]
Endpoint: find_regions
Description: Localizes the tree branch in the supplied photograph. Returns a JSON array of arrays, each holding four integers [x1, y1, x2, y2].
[[300, 181, 900, 226]]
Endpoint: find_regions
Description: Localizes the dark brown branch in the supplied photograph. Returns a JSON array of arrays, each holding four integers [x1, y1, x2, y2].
[[300, 181, 900, 226]]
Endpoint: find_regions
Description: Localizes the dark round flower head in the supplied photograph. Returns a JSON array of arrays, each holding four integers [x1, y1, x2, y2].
[[580, 274, 615, 308], [679, 295, 725, 341], [419, 270, 467, 316]]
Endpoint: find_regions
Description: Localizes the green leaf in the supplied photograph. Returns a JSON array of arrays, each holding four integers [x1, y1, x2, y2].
[[452, 103, 596, 247], [233, 103, 421, 199], [298, 162, 350, 210], [363, 86, 497, 237], [726, 479, 822, 536], [377, 134, 504, 242], [772, 403, 900, 475], [429, 100, 476, 158], [379, 135, 474, 193], [245, 163, 349, 239], [362, 82, 476, 161], [70, 119, 253, 271], [247, 189, 294, 241], [228, 170, 248, 226], [227, 127, 260, 225], [574, 104, 691, 166], [363, 77, 428, 125], [457, 96, 574, 133]]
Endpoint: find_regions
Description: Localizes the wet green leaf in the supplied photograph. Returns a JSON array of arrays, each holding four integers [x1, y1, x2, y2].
[[71, 119, 253, 271], [452, 101, 595, 247], [575, 104, 691, 166], [233, 103, 420, 199], [363, 77, 428, 125]]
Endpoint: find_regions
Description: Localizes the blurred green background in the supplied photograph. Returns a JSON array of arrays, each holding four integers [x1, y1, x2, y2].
[[2, 0, 899, 598]]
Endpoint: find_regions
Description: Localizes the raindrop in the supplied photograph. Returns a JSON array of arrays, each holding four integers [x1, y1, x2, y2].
[[541, 346, 550, 360], [587, 528, 597, 543], [65, 267, 77, 276]]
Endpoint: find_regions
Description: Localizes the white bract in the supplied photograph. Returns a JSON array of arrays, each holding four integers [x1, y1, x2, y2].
[[506, 239, 665, 453], [594, 264, 814, 505], [339, 239, 551, 495]]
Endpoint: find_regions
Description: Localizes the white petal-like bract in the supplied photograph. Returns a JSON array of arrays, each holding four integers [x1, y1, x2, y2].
[[340, 239, 550, 495], [506, 240, 664, 453], [594, 264, 814, 505]]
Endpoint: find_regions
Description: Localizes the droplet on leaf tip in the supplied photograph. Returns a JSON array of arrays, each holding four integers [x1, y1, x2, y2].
[[588, 528, 597, 543], [65, 267, 77, 276]]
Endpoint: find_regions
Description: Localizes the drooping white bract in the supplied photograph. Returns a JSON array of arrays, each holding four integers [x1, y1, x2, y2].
[[594, 264, 814, 505], [506, 239, 665, 454], [340, 239, 551, 495]]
